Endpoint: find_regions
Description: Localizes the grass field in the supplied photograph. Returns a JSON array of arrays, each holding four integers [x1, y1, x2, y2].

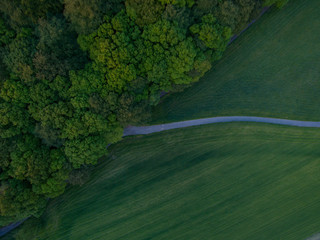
[[152, 0, 320, 123], [9, 123, 320, 240]]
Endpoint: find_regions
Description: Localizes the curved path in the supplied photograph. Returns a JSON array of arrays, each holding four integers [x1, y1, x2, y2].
[[123, 116, 320, 136]]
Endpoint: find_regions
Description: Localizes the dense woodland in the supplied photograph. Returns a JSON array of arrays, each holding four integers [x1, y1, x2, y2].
[[0, 0, 289, 225]]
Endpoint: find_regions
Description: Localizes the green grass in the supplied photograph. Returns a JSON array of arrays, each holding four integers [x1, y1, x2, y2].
[[152, 0, 320, 123], [11, 123, 320, 240]]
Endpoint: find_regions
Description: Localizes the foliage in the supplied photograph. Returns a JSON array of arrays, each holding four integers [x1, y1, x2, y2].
[[193, 0, 263, 34], [0, 17, 15, 46], [2, 32, 36, 82], [125, 0, 164, 26], [18, 0, 63, 24], [190, 14, 232, 61], [33, 16, 87, 82], [63, 0, 124, 35], [64, 136, 108, 168], [158, 0, 195, 8], [0, 11, 111, 220], [0, 0, 62, 29], [79, 11, 211, 108], [0, 179, 47, 219], [263, 0, 289, 8]]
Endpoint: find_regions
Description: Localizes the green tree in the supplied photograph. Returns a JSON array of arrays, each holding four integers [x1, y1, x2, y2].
[[2, 31, 36, 83], [125, 0, 164, 26], [64, 0, 124, 34], [33, 16, 86, 82], [19, 0, 62, 23], [190, 14, 232, 61], [0, 78, 31, 105], [0, 102, 32, 138], [64, 135, 108, 168], [158, 0, 195, 8], [193, 0, 219, 17], [0, 0, 62, 28], [0, 17, 15, 47], [0, 179, 47, 219]]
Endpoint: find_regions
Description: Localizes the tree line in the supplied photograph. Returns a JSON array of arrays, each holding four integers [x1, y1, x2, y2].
[[0, 0, 289, 225]]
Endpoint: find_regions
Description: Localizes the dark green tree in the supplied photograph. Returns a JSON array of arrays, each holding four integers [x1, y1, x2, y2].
[[190, 14, 232, 61], [0, 0, 62, 28], [63, 0, 124, 35], [33, 16, 86, 82], [0, 179, 47, 219]]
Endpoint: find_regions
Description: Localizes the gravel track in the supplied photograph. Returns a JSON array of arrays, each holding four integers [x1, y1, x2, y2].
[[123, 116, 320, 136]]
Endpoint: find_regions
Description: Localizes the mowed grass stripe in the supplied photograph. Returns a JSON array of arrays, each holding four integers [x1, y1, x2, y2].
[[152, 0, 320, 123], [13, 123, 320, 240]]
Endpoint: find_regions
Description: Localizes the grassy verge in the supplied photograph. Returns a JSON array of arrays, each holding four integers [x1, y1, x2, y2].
[[152, 0, 320, 123], [9, 123, 320, 240]]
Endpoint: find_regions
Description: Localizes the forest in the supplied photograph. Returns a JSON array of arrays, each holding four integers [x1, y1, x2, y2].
[[0, 0, 289, 225]]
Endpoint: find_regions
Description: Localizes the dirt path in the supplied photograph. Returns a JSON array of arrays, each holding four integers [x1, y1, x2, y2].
[[123, 116, 320, 136]]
